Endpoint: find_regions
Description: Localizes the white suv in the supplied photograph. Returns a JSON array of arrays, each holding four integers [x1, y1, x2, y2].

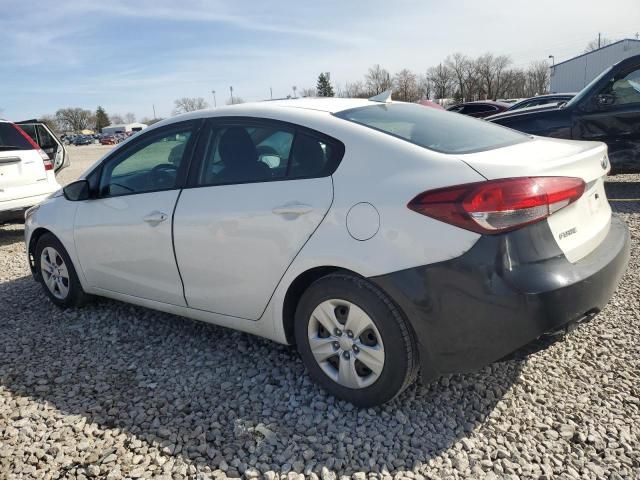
[[0, 120, 67, 222]]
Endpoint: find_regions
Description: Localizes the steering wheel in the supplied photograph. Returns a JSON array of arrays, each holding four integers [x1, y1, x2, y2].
[[150, 163, 178, 188]]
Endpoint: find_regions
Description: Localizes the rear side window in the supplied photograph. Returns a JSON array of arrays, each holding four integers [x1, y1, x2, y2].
[[0, 123, 34, 151], [335, 103, 529, 154], [193, 120, 344, 186]]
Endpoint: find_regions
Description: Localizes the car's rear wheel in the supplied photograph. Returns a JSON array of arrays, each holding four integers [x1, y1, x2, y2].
[[35, 233, 89, 308], [295, 273, 419, 406]]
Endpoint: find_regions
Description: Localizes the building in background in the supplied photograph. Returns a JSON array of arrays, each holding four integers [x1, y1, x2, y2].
[[550, 38, 640, 92], [102, 122, 148, 134]]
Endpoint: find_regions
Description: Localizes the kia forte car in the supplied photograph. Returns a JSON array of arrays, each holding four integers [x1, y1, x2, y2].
[[24, 97, 630, 406]]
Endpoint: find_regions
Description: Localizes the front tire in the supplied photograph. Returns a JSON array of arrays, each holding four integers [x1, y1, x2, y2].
[[295, 273, 419, 407], [35, 233, 89, 308]]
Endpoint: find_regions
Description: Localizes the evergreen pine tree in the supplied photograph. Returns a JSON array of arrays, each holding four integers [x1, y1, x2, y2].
[[95, 106, 111, 132], [316, 72, 335, 97]]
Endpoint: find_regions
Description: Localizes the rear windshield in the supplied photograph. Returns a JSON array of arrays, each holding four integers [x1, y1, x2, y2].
[[334, 103, 529, 154], [0, 123, 33, 151]]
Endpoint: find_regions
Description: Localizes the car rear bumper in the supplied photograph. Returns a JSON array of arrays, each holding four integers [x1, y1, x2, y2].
[[0, 188, 59, 221], [370, 215, 630, 381]]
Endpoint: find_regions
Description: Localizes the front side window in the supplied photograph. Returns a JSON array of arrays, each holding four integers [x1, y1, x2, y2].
[[335, 103, 529, 154], [601, 67, 640, 105], [196, 124, 294, 186], [100, 126, 193, 197]]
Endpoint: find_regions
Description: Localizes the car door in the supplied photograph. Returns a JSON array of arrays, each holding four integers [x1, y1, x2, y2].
[[573, 63, 640, 172], [17, 122, 69, 173], [173, 118, 342, 320], [74, 120, 201, 305]]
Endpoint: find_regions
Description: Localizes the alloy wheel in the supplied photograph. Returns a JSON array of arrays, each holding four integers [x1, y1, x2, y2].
[[40, 246, 70, 300]]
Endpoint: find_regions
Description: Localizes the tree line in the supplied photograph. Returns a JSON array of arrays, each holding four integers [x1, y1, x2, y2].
[[32, 50, 553, 134], [37, 107, 162, 134], [303, 52, 550, 103]]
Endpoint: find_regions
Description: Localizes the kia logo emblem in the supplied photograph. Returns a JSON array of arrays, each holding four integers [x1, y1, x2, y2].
[[601, 156, 608, 169]]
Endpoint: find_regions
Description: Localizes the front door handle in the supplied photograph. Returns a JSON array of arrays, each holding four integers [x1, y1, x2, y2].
[[143, 211, 168, 226], [272, 202, 313, 216]]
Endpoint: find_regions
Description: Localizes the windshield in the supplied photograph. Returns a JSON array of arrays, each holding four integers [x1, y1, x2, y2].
[[564, 65, 614, 108], [334, 103, 529, 154]]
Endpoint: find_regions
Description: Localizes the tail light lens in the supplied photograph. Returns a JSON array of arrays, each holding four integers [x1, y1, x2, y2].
[[408, 177, 586, 234], [12, 124, 52, 170]]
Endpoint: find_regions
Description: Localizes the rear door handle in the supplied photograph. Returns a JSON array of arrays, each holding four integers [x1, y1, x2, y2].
[[143, 211, 168, 226], [272, 203, 313, 216]]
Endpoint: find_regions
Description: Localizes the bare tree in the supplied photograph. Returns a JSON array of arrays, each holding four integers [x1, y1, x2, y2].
[[445, 53, 471, 101], [110, 114, 124, 125], [475, 53, 513, 99], [417, 74, 432, 100], [300, 87, 317, 97], [39, 114, 62, 134], [140, 117, 164, 126], [124, 112, 136, 123], [393, 69, 421, 102], [343, 81, 367, 98], [55, 108, 95, 132], [225, 97, 245, 105], [585, 36, 613, 52], [526, 60, 550, 96], [365, 64, 392, 96], [427, 63, 454, 100], [172, 97, 209, 115]]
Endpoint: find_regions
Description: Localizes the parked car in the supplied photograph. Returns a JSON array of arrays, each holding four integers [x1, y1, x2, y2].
[[416, 99, 445, 110], [1, 120, 62, 222], [99, 134, 118, 145], [488, 55, 640, 173], [505, 93, 576, 111], [446, 100, 510, 118], [73, 135, 93, 146], [24, 98, 629, 406]]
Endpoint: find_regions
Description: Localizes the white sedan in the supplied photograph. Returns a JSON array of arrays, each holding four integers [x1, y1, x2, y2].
[[24, 96, 629, 406]]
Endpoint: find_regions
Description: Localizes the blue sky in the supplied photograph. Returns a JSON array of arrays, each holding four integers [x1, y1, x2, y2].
[[1, 0, 639, 121]]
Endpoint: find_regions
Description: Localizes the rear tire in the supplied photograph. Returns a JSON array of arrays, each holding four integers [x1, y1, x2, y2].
[[35, 233, 90, 308], [295, 273, 419, 407]]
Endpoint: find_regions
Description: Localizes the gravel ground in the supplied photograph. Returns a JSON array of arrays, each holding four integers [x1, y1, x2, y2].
[[0, 151, 638, 479]]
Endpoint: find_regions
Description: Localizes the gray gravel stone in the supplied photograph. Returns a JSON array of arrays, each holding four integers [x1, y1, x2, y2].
[[0, 170, 639, 479]]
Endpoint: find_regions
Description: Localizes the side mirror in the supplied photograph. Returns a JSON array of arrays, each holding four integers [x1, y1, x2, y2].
[[63, 179, 90, 201], [595, 94, 615, 107]]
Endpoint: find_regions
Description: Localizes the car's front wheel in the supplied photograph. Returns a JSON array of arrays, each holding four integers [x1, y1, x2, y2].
[[35, 233, 89, 308], [295, 273, 419, 406]]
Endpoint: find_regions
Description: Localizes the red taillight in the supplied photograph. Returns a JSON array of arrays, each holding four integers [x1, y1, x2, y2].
[[12, 124, 52, 170], [408, 177, 586, 234]]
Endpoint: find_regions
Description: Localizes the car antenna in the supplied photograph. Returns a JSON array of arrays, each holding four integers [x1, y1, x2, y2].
[[368, 89, 393, 103]]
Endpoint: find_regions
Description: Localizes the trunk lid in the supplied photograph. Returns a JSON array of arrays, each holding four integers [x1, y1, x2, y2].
[[458, 136, 611, 262]]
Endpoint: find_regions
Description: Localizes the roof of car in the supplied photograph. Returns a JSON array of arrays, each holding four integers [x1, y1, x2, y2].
[[152, 97, 396, 129], [522, 93, 577, 99], [451, 100, 511, 107]]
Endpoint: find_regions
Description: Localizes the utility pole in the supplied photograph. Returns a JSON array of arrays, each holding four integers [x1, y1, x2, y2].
[[292, 86, 297, 98], [598, 32, 601, 49], [152, 104, 156, 119], [270, 87, 273, 100], [230, 86, 233, 105], [211, 90, 217, 107]]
